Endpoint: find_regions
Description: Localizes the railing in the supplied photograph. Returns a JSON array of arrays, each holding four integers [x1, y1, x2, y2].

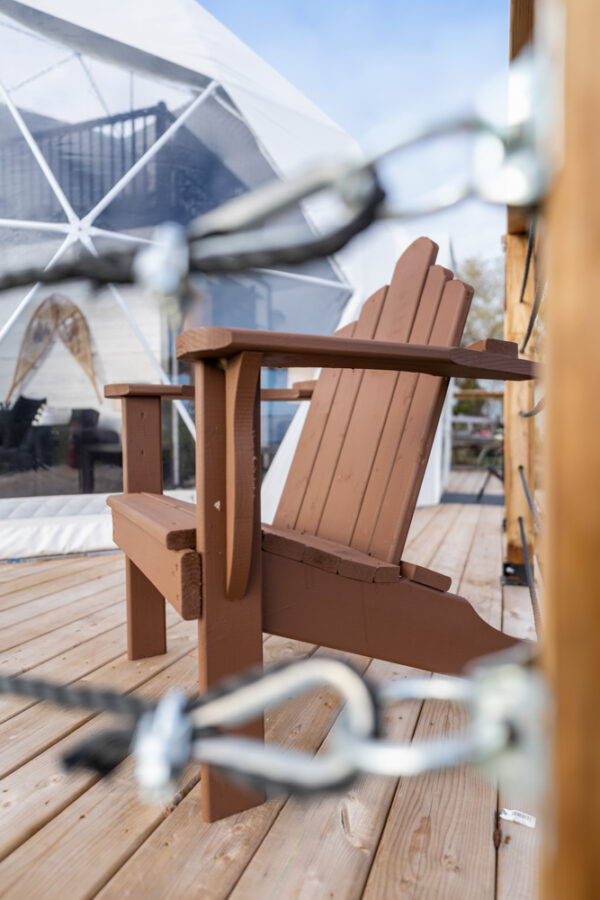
[[0, 102, 178, 225]]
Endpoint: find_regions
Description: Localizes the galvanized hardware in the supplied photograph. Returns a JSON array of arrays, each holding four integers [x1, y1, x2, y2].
[[0, 649, 548, 807], [127, 651, 548, 805], [133, 691, 193, 806], [502, 561, 528, 586]]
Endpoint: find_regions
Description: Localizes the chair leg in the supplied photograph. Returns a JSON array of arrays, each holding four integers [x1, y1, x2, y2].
[[195, 356, 264, 821], [125, 559, 166, 659], [197, 606, 264, 822]]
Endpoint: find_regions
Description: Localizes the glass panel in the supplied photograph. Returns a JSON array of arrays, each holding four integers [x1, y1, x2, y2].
[[0, 12, 352, 509]]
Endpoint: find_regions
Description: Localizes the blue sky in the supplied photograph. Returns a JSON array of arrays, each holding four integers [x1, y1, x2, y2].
[[200, 0, 511, 262]]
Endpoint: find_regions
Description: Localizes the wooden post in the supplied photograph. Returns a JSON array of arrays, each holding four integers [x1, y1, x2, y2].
[[121, 396, 166, 659], [544, 0, 600, 894], [504, 236, 536, 566], [194, 357, 264, 822], [504, 0, 536, 568]]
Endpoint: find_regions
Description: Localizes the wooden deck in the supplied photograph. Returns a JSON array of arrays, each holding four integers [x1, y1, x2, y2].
[[0, 471, 539, 899]]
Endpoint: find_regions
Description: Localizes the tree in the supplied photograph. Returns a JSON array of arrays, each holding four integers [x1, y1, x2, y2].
[[458, 255, 505, 347], [453, 255, 505, 428]]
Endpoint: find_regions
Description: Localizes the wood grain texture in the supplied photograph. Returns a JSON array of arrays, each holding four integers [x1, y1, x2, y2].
[[176, 326, 538, 380], [104, 383, 195, 399], [0, 555, 117, 601], [0, 603, 124, 695], [350, 264, 451, 554], [262, 523, 400, 583], [0, 649, 200, 889], [0, 493, 534, 898], [0, 570, 122, 631], [400, 561, 451, 592], [504, 234, 536, 565], [0, 556, 121, 609], [112, 515, 201, 621], [260, 379, 315, 401], [121, 396, 163, 495], [225, 352, 263, 600], [467, 338, 519, 357], [274, 320, 357, 528], [107, 493, 196, 550], [0, 623, 194, 782], [230, 656, 425, 900], [262, 551, 520, 675], [497, 581, 540, 900], [543, 5, 600, 889], [368, 279, 472, 562], [316, 240, 441, 547], [194, 359, 264, 820], [0, 583, 124, 654], [363, 502, 500, 900], [294, 290, 385, 534], [508, 0, 534, 234], [95, 644, 368, 900], [121, 395, 166, 658]]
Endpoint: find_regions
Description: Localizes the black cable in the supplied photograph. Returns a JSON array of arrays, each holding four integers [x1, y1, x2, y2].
[[520, 397, 545, 418], [518, 516, 542, 639], [520, 278, 544, 353], [518, 213, 537, 305], [517, 465, 542, 531]]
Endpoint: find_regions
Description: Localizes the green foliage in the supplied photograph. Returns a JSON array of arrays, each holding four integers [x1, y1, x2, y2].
[[454, 255, 505, 421], [453, 378, 486, 416], [458, 256, 505, 347]]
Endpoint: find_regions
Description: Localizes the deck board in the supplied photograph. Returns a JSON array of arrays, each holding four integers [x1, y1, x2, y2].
[[0, 472, 539, 898]]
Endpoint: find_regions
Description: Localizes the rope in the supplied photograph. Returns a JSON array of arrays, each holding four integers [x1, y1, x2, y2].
[[0, 672, 155, 718], [0, 178, 384, 290], [0, 649, 545, 803]]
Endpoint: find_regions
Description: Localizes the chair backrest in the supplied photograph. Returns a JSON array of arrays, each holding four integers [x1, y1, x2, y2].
[[274, 237, 473, 564]]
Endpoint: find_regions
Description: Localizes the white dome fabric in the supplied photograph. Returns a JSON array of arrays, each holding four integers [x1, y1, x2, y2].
[[0, 1, 446, 560]]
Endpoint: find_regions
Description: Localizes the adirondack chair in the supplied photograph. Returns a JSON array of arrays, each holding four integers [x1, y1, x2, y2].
[[105, 237, 537, 821]]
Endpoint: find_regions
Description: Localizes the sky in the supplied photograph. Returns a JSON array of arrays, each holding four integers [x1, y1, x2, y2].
[[199, 0, 511, 263]]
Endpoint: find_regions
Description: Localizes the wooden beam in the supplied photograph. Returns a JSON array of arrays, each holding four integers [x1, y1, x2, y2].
[[508, 0, 536, 234], [504, 234, 536, 565], [544, 0, 600, 895], [454, 389, 504, 400]]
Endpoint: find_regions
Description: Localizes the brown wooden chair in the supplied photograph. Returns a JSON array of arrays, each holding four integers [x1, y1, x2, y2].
[[105, 237, 537, 821]]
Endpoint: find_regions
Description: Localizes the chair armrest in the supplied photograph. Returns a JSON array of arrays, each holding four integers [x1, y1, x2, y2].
[[260, 380, 316, 401], [176, 327, 538, 381], [105, 383, 195, 399], [104, 384, 195, 494]]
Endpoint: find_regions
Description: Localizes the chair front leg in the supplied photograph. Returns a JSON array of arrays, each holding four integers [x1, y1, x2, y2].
[[121, 395, 166, 659], [194, 353, 265, 821]]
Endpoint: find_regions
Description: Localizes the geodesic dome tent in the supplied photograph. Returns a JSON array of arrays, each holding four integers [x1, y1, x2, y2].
[[0, 0, 446, 558]]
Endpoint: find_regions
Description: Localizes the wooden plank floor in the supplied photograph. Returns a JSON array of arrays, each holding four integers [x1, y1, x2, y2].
[[0, 471, 539, 899]]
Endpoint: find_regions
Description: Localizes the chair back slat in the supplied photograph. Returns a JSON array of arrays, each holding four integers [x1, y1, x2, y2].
[[366, 278, 472, 561], [317, 255, 451, 548], [274, 238, 473, 563], [275, 287, 386, 529]]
